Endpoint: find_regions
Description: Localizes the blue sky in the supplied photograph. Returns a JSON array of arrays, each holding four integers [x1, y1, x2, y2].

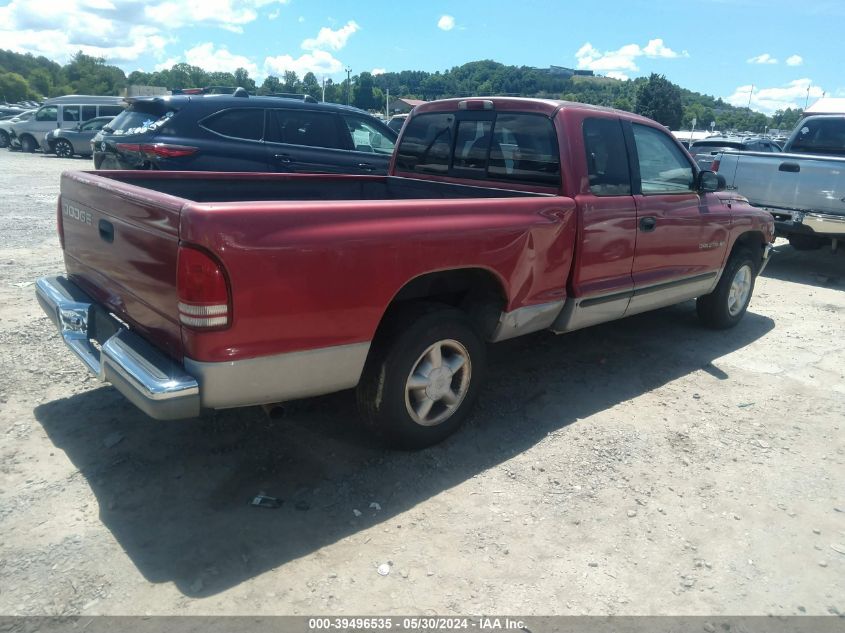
[[0, 0, 841, 113]]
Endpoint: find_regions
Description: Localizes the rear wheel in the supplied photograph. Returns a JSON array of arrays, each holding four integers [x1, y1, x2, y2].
[[697, 248, 757, 329], [54, 139, 74, 158], [19, 135, 37, 153], [0, 130, 9, 148], [357, 304, 486, 449]]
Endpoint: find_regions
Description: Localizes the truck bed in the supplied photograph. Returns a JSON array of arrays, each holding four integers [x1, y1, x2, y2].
[[92, 171, 548, 203]]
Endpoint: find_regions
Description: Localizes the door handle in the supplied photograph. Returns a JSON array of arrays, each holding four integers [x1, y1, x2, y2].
[[274, 154, 292, 164], [779, 162, 800, 173], [639, 216, 657, 232], [357, 162, 376, 171]]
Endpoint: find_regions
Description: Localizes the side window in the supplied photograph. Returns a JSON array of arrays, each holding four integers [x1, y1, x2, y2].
[[394, 113, 454, 174], [81, 118, 105, 131], [488, 114, 560, 185], [98, 105, 124, 117], [269, 109, 342, 149], [632, 124, 694, 194], [201, 108, 264, 141], [342, 115, 395, 155], [583, 117, 631, 196], [35, 106, 57, 122], [81, 106, 97, 122], [62, 106, 80, 122], [789, 118, 845, 154]]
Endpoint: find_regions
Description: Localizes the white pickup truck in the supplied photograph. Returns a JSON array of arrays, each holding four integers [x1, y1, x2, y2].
[[714, 114, 845, 250]]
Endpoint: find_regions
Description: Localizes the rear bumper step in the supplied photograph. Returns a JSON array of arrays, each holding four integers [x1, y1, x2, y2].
[[36, 276, 200, 420]]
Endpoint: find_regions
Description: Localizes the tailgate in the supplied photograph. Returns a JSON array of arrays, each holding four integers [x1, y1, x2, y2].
[[727, 151, 845, 217], [59, 170, 185, 360]]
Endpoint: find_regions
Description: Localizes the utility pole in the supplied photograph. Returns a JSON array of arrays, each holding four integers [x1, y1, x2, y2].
[[386, 88, 389, 120], [345, 67, 352, 106], [805, 84, 812, 109], [747, 84, 754, 109], [321, 76, 326, 103]]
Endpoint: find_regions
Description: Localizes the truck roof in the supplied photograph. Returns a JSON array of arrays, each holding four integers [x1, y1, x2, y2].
[[414, 96, 661, 126]]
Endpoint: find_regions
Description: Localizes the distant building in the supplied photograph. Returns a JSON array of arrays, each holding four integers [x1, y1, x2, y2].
[[389, 97, 427, 115], [805, 97, 845, 114], [545, 66, 595, 79]]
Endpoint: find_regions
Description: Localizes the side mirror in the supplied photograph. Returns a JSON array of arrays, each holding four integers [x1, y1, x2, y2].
[[370, 132, 383, 148], [698, 170, 725, 193]]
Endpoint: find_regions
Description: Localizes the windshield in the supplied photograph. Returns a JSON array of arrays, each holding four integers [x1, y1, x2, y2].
[[689, 141, 744, 153], [105, 101, 175, 136]]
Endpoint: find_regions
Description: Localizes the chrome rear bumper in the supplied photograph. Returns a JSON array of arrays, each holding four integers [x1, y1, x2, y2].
[[36, 276, 200, 420]]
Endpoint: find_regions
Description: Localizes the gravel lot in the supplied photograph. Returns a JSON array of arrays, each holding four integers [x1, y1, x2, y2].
[[0, 150, 843, 617]]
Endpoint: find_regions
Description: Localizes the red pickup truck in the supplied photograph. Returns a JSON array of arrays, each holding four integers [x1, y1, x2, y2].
[[37, 98, 774, 448]]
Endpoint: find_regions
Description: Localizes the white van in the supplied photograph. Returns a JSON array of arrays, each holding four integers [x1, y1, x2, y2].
[[10, 95, 125, 152]]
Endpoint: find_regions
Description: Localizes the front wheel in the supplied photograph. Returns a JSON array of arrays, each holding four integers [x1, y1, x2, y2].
[[19, 135, 37, 153], [0, 130, 9, 148], [696, 249, 758, 329], [54, 139, 74, 158], [357, 304, 486, 449]]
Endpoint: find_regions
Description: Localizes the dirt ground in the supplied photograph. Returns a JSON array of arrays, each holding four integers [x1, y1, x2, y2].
[[0, 150, 843, 617]]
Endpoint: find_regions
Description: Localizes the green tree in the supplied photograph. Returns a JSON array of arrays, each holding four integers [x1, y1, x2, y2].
[[302, 72, 321, 100], [353, 71, 378, 110], [282, 70, 300, 93], [0, 71, 32, 101], [28, 67, 53, 97], [635, 73, 683, 129], [233, 67, 255, 92], [260, 75, 282, 94]]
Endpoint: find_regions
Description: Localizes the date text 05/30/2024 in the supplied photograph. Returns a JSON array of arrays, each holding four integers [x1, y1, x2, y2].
[[308, 617, 526, 631]]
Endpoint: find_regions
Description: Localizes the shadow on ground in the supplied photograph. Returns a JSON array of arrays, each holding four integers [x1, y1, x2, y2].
[[34, 304, 774, 596], [761, 242, 845, 289]]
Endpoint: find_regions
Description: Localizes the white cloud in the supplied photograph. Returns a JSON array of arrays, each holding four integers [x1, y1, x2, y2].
[[372, 68, 386, 76], [438, 15, 455, 31], [0, 0, 286, 65], [725, 79, 824, 114], [301, 21, 360, 51], [786, 54, 804, 67], [298, 15, 305, 23], [264, 50, 344, 77], [575, 38, 687, 75], [183, 43, 259, 77], [747, 53, 778, 64], [154, 57, 180, 72]]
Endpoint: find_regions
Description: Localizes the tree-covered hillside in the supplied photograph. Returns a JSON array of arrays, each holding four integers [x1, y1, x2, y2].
[[0, 50, 803, 133]]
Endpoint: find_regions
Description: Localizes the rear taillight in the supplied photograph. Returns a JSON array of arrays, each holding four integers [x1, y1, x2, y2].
[[177, 245, 230, 329], [710, 158, 721, 172], [115, 143, 198, 158], [57, 197, 65, 249]]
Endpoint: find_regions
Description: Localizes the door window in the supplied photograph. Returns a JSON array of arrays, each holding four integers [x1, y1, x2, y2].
[[583, 118, 631, 196], [342, 115, 395, 155], [62, 106, 80, 122], [35, 106, 57, 122], [632, 124, 694, 194], [81, 106, 97, 122], [81, 118, 107, 131], [201, 108, 265, 141], [98, 105, 124, 117], [269, 109, 341, 149]]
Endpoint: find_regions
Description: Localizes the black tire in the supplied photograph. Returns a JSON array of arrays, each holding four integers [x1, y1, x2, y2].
[[357, 303, 487, 449], [54, 139, 74, 158], [696, 248, 758, 329], [0, 130, 8, 148], [788, 234, 825, 251], [19, 135, 37, 153]]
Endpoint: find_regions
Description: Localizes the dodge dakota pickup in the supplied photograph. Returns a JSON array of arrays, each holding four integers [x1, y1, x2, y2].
[[713, 113, 845, 250], [37, 98, 774, 448]]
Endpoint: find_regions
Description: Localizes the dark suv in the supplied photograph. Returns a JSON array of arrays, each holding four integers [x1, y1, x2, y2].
[[92, 91, 398, 174]]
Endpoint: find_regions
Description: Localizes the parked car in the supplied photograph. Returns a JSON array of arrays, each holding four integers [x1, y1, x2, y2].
[[688, 136, 781, 170], [387, 113, 409, 134], [714, 114, 845, 249], [38, 97, 773, 448], [0, 109, 35, 148], [43, 116, 115, 158], [10, 95, 125, 153], [91, 90, 398, 174]]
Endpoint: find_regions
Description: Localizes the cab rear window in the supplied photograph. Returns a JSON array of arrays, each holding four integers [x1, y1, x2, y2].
[[395, 112, 560, 187]]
